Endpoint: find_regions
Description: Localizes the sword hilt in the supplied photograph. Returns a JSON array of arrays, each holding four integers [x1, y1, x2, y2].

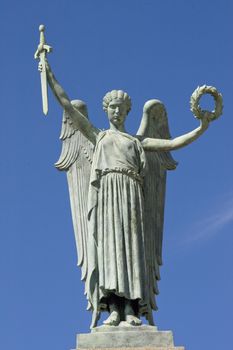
[[39, 24, 45, 45], [34, 24, 52, 59]]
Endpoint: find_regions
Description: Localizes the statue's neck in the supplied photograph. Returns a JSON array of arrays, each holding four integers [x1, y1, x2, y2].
[[109, 122, 126, 132]]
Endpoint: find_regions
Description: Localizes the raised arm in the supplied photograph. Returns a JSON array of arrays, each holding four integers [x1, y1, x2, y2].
[[141, 117, 209, 151], [45, 58, 99, 144], [35, 24, 99, 144]]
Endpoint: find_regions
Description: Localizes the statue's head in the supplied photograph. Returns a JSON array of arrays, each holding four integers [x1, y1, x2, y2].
[[103, 90, 131, 127]]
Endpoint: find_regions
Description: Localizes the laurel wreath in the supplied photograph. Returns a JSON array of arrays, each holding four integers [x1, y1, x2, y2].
[[190, 85, 223, 121]]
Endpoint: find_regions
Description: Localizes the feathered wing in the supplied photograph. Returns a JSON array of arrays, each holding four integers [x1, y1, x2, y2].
[[137, 99, 178, 324], [55, 100, 94, 293]]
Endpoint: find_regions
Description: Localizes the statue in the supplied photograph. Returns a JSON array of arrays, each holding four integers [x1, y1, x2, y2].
[[35, 26, 223, 329]]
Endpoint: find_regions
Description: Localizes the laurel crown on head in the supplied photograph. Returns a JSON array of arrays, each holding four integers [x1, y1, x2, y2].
[[103, 90, 132, 114]]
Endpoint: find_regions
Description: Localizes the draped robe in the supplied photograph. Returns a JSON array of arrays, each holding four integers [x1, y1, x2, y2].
[[86, 130, 150, 316]]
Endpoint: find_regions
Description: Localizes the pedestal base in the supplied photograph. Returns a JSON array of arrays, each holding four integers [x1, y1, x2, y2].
[[75, 324, 185, 350]]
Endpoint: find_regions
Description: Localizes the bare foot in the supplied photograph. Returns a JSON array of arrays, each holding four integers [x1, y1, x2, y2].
[[103, 311, 120, 326], [126, 314, 142, 326]]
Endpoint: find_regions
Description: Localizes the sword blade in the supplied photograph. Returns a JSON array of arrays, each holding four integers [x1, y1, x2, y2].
[[40, 51, 48, 115]]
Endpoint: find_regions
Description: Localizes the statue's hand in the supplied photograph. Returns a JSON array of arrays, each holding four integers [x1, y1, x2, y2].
[[38, 57, 49, 73], [200, 111, 211, 130], [38, 61, 43, 72], [202, 111, 213, 123]]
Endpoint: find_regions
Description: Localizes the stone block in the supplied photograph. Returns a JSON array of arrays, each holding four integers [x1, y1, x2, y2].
[[75, 324, 185, 350]]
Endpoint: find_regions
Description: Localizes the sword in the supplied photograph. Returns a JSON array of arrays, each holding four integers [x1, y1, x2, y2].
[[34, 25, 52, 116]]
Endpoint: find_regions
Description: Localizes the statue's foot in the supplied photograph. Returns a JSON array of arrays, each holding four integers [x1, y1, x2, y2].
[[126, 315, 142, 326], [103, 311, 120, 326]]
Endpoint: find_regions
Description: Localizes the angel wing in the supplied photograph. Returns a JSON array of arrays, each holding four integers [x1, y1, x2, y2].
[[137, 99, 178, 324], [55, 100, 94, 292]]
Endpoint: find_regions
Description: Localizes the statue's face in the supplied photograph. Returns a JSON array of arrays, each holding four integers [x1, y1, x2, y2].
[[107, 99, 128, 126]]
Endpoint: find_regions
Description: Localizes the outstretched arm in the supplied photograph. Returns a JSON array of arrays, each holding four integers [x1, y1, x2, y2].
[[40, 57, 99, 144], [141, 117, 209, 151]]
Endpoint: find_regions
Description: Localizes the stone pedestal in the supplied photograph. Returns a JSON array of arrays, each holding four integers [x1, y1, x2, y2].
[[74, 323, 185, 350]]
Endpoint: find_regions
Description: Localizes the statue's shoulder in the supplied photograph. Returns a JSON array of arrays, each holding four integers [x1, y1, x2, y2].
[[95, 130, 108, 146], [134, 134, 143, 141], [97, 129, 107, 138], [132, 134, 144, 147]]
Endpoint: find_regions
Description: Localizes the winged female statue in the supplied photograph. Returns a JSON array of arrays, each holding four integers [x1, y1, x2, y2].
[[35, 28, 223, 329]]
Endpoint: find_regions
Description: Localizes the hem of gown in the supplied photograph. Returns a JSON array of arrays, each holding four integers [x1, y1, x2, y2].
[[98, 288, 148, 314]]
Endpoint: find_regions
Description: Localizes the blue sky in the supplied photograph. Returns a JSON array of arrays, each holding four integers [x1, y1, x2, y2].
[[0, 1, 232, 349]]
